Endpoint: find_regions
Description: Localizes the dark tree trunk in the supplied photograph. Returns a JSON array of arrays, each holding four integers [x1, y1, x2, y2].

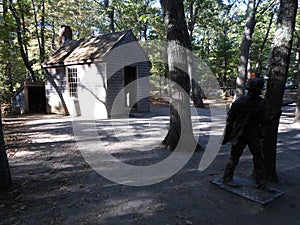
[[187, 0, 200, 43], [263, 0, 298, 182], [191, 79, 205, 108], [160, 0, 200, 151], [3, 0, 13, 96], [187, 0, 205, 108], [104, 0, 115, 33], [50, 21, 56, 51], [255, 8, 275, 74], [294, 33, 300, 123], [40, 0, 46, 63], [235, 0, 256, 99], [9, 1, 37, 82], [32, 0, 45, 63], [0, 107, 12, 192]]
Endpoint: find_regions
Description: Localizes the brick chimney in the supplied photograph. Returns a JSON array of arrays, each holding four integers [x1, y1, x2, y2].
[[59, 25, 72, 47]]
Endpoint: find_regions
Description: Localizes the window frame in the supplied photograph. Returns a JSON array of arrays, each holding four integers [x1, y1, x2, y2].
[[67, 67, 79, 98]]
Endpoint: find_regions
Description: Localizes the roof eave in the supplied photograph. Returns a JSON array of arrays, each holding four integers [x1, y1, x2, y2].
[[42, 58, 105, 68]]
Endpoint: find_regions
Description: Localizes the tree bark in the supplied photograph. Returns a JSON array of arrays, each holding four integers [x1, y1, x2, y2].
[[235, 0, 256, 99], [104, 0, 115, 33], [31, 0, 45, 63], [263, 0, 298, 182], [187, 0, 200, 43], [0, 107, 12, 192], [160, 0, 199, 151], [3, 0, 13, 96], [294, 33, 300, 123], [255, 8, 275, 74], [40, 0, 45, 63], [187, 0, 205, 108], [191, 78, 205, 108], [9, 1, 37, 82]]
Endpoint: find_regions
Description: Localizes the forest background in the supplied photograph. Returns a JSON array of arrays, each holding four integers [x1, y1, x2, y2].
[[0, 0, 299, 104], [0, 0, 299, 196]]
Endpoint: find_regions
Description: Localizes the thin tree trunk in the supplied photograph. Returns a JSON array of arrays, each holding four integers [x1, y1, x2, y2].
[[206, 30, 210, 56], [0, 106, 12, 192], [3, 0, 13, 96], [160, 0, 200, 151], [40, 0, 46, 63], [191, 79, 205, 108], [235, 0, 256, 99], [187, 0, 200, 43], [51, 21, 56, 51], [224, 54, 228, 87], [294, 33, 300, 123], [255, 8, 275, 74], [263, 0, 298, 182], [104, 0, 115, 33], [9, 1, 37, 82], [31, 0, 42, 62], [31, 0, 45, 63], [186, 0, 205, 108]]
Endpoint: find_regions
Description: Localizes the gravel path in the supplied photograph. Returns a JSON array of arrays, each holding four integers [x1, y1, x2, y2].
[[0, 105, 299, 225]]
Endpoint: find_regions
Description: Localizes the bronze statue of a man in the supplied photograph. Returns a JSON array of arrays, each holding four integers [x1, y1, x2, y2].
[[222, 78, 266, 187]]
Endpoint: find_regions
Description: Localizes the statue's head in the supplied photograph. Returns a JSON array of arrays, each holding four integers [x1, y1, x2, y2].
[[246, 78, 264, 95]]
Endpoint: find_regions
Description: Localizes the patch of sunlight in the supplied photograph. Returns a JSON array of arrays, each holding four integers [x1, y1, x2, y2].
[[30, 134, 73, 143], [14, 150, 35, 157], [291, 122, 300, 129], [51, 162, 74, 169], [26, 117, 72, 126]]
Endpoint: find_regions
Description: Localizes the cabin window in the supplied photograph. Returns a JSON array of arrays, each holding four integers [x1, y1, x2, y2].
[[67, 67, 78, 98]]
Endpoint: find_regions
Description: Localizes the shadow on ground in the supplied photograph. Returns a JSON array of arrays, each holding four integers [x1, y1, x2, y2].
[[0, 105, 299, 225]]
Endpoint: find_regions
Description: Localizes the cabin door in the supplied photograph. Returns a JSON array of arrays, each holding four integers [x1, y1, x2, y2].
[[28, 86, 46, 113], [124, 66, 137, 109]]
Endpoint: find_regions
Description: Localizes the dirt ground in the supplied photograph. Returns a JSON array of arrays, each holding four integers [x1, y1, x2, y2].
[[0, 104, 299, 225]]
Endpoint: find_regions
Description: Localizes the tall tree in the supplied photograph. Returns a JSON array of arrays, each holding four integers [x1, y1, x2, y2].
[[263, 0, 298, 181], [294, 31, 300, 123], [2, 0, 13, 95], [0, 107, 12, 192], [254, 5, 276, 74], [93, 0, 115, 33], [160, 0, 199, 151], [31, 0, 46, 63], [185, 0, 205, 108], [104, 0, 115, 32], [114, 0, 159, 40], [9, 0, 37, 81], [186, 0, 201, 43], [235, 0, 257, 99], [200, 2, 240, 91]]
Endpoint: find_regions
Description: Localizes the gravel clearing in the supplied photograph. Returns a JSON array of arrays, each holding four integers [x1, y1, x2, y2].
[[1, 105, 299, 225]]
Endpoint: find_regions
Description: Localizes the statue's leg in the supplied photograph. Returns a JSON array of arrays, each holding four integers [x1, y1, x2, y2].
[[223, 140, 246, 182], [248, 137, 264, 184]]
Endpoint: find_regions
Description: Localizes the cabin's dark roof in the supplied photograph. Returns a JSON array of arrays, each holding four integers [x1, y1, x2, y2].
[[43, 30, 132, 66]]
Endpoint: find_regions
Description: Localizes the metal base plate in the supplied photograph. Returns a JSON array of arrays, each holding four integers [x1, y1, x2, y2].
[[212, 176, 284, 205]]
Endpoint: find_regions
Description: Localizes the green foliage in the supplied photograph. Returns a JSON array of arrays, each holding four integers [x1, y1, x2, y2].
[[0, 0, 291, 103], [189, 0, 243, 87], [113, 0, 162, 39], [0, 1, 26, 102]]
